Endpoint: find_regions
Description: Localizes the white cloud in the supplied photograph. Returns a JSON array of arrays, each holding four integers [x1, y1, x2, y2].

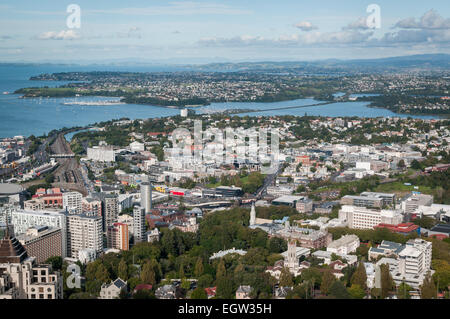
[[199, 30, 374, 48], [294, 21, 318, 32], [37, 30, 80, 40], [394, 9, 450, 30], [343, 17, 371, 30]]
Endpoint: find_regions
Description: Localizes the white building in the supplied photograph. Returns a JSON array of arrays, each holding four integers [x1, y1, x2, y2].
[[327, 234, 360, 255], [99, 278, 127, 299], [129, 141, 145, 152], [376, 239, 433, 289], [66, 213, 103, 260], [10, 209, 67, 257], [338, 205, 403, 229], [401, 193, 433, 214], [78, 248, 97, 264], [87, 146, 115, 162], [62, 192, 82, 214]]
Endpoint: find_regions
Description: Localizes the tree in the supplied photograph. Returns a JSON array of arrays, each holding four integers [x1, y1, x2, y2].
[[197, 274, 214, 289], [329, 280, 350, 299], [179, 263, 185, 279], [320, 270, 336, 295], [141, 261, 156, 285], [398, 160, 405, 169], [191, 288, 208, 299], [380, 264, 394, 299], [279, 267, 294, 287], [46, 256, 63, 271], [411, 159, 422, 170], [397, 282, 413, 299], [118, 259, 128, 281], [194, 258, 204, 278], [351, 262, 367, 290], [216, 275, 234, 299], [133, 289, 155, 299], [95, 263, 110, 283], [216, 259, 226, 281], [421, 272, 437, 299], [347, 284, 365, 299], [432, 259, 450, 291]]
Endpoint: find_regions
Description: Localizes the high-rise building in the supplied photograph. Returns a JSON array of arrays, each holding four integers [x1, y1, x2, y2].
[[62, 191, 83, 214], [10, 209, 67, 258], [66, 213, 103, 260], [133, 206, 145, 244], [16, 226, 63, 263], [140, 182, 152, 213], [82, 197, 102, 217], [107, 223, 129, 251], [102, 194, 119, 232]]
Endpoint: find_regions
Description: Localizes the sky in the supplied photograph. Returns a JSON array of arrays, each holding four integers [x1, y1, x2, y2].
[[0, 0, 450, 64]]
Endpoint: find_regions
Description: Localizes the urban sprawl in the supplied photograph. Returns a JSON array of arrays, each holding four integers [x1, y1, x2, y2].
[[1, 84, 450, 300]]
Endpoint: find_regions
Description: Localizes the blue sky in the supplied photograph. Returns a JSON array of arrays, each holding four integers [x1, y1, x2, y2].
[[0, 0, 449, 63]]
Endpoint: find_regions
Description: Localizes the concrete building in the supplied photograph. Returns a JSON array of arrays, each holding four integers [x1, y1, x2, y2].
[[107, 223, 129, 251], [140, 182, 153, 213], [326, 234, 360, 255], [338, 205, 403, 230], [296, 197, 313, 214], [62, 191, 82, 214], [401, 193, 433, 214], [102, 194, 119, 231], [0, 233, 63, 299], [87, 146, 115, 162], [66, 213, 103, 260], [10, 209, 67, 258], [82, 197, 102, 217], [146, 228, 160, 243], [16, 226, 62, 263], [133, 206, 146, 244]]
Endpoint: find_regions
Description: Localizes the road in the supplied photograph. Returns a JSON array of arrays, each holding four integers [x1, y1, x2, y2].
[[255, 162, 283, 199]]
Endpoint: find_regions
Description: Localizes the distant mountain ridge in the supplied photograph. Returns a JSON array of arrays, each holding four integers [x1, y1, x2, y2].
[[1, 53, 449, 72]]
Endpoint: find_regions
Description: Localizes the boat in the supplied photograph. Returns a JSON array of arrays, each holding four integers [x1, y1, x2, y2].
[[2, 91, 9, 95]]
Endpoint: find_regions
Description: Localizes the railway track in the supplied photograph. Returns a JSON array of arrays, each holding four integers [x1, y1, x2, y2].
[[48, 133, 87, 195]]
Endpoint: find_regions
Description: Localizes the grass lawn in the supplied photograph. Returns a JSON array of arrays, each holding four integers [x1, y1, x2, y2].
[[375, 181, 433, 196]]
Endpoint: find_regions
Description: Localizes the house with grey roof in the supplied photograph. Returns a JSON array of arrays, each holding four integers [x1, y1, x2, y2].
[[99, 278, 127, 299]]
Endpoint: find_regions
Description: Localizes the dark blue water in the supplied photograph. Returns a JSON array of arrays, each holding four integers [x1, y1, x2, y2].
[[0, 64, 440, 138]]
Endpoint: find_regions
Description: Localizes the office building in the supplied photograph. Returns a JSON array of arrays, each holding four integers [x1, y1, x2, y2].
[[10, 209, 67, 258], [401, 193, 433, 214], [16, 226, 62, 263], [338, 205, 403, 230], [133, 206, 146, 244]]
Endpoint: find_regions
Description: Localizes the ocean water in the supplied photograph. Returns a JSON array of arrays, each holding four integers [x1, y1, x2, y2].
[[0, 64, 440, 138]]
